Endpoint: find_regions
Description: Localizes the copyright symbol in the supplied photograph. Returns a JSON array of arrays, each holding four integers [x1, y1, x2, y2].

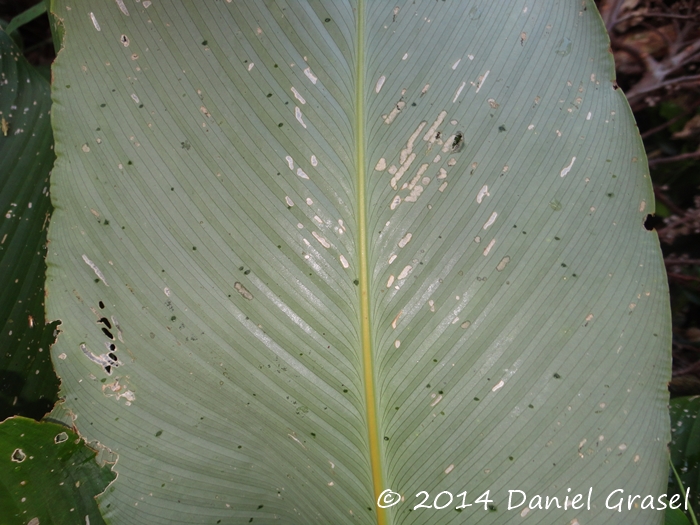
[[377, 489, 401, 508]]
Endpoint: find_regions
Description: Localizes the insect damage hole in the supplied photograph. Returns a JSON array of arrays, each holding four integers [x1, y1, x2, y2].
[[234, 282, 253, 300], [451, 131, 464, 153], [644, 214, 659, 231]]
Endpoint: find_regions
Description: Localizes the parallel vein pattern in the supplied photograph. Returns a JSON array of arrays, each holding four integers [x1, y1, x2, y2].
[[48, 2, 670, 524]]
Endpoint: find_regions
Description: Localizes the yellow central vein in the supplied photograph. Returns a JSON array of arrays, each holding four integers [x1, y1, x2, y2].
[[355, 3, 386, 525]]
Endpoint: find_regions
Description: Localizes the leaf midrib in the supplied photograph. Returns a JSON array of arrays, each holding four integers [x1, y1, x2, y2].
[[355, 2, 386, 525]]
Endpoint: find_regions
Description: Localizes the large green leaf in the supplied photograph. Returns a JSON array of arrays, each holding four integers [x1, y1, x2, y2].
[[0, 416, 114, 525], [46, 2, 671, 524], [0, 28, 58, 421], [669, 396, 700, 515]]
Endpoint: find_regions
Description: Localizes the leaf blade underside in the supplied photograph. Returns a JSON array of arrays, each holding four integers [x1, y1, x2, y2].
[[47, 2, 670, 524]]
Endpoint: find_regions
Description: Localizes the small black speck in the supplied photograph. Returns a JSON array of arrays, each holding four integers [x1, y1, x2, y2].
[[127, 160, 133, 165], [284, 101, 289, 105], [274, 64, 278, 68], [488, 504, 497, 512], [237, 445, 242, 449], [498, 125, 507, 132], [509, 456, 514, 460], [572, 273, 577, 277], [244, 269, 251, 275], [433, 359, 437, 362], [395, 406, 399, 410], [192, 246, 197, 251], [607, 193, 614, 197], [561, 263, 567, 267], [383, 436, 389, 441], [411, 102, 416, 106], [554, 236, 561, 240], [522, 231, 527, 234], [257, 505, 264, 509], [155, 430, 163, 437], [553, 373, 561, 379], [139, 104, 144, 108], [324, 17, 331, 22], [94, 278, 100, 283], [474, 397, 480, 401], [438, 390, 443, 394], [426, 384, 430, 388], [343, 389, 348, 393], [266, 93, 273, 98], [278, 123, 284, 127], [100, 103, 106, 108], [201, 40, 208, 46], [528, 404, 534, 408], [171, 187, 174, 191], [104, 219, 110, 225], [353, 279, 359, 285], [310, 433, 316, 437], [239, 266, 244, 271], [170, 316, 176, 321]]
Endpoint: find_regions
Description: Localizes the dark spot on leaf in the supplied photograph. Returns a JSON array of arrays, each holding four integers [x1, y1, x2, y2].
[[553, 373, 561, 379], [278, 123, 284, 127], [451, 131, 464, 152], [324, 17, 331, 22], [498, 125, 506, 132], [353, 279, 359, 285], [384, 436, 389, 441], [202, 40, 208, 46], [170, 316, 176, 321], [99, 301, 105, 309], [102, 327, 114, 339]]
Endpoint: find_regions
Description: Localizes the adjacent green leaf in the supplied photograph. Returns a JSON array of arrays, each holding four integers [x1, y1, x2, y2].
[[666, 507, 692, 525], [4, 2, 48, 38], [47, 2, 671, 524], [0, 28, 58, 421], [0, 416, 114, 525], [669, 396, 700, 515]]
